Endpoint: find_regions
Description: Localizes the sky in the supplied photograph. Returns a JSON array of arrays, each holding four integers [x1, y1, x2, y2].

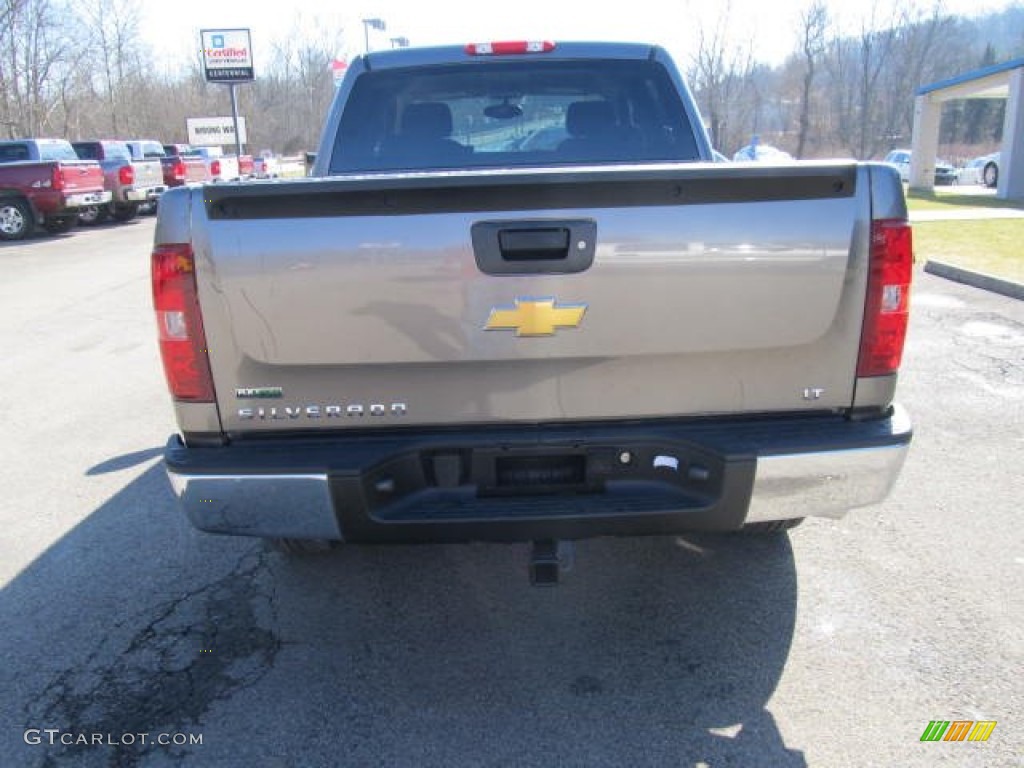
[[139, 0, 1017, 76]]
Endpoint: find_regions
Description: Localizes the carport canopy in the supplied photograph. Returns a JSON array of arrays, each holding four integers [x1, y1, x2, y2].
[[910, 57, 1024, 200]]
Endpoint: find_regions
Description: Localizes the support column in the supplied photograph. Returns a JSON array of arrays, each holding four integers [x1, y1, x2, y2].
[[999, 68, 1024, 200], [910, 94, 942, 192]]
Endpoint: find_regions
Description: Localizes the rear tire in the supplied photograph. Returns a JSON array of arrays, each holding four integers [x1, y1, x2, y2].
[[111, 203, 139, 222], [740, 518, 804, 535], [266, 537, 336, 555], [77, 204, 109, 225], [983, 163, 998, 188], [43, 216, 76, 234], [0, 197, 33, 241]]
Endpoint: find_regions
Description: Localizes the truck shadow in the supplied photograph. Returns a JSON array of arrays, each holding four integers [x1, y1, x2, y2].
[[0, 229, 75, 246], [1, 462, 804, 767]]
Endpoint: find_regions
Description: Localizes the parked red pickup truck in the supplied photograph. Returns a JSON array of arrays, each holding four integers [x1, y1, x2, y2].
[[160, 144, 212, 186], [0, 138, 110, 240]]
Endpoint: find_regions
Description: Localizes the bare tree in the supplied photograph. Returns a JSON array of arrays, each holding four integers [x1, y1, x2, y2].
[[72, 0, 143, 136], [0, 0, 77, 136], [887, 3, 967, 141], [823, 2, 903, 159], [795, 0, 829, 158], [688, 4, 756, 155], [255, 14, 345, 153], [0, 1, 26, 136]]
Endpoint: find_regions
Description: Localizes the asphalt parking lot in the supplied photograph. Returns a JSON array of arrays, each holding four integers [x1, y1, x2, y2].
[[1, 218, 1021, 767]]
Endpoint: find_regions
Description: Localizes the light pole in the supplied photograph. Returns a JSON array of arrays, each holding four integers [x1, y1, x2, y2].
[[390, 36, 410, 49], [362, 18, 386, 53]]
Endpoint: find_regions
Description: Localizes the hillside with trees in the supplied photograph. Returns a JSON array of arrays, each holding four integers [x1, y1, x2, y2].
[[1, 0, 1021, 160]]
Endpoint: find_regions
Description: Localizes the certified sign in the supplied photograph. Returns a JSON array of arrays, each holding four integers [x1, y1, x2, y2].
[[200, 29, 254, 83]]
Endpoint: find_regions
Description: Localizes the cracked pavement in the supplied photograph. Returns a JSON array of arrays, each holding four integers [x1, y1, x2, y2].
[[24, 550, 280, 767], [1, 223, 1021, 767]]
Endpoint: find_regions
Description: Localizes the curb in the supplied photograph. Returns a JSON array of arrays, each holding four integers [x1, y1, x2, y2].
[[924, 261, 1024, 301]]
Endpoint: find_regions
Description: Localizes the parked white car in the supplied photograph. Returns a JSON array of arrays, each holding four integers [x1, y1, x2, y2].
[[956, 155, 988, 186]]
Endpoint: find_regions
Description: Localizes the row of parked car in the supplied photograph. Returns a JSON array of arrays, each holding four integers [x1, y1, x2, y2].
[[883, 149, 1002, 188], [724, 140, 1003, 190], [0, 137, 282, 241]]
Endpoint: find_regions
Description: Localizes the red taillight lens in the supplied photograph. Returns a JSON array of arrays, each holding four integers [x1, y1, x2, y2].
[[857, 219, 913, 377], [465, 41, 556, 55], [118, 165, 134, 185], [172, 159, 186, 181], [152, 244, 215, 402], [210, 159, 221, 177], [51, 166, 65, 191]]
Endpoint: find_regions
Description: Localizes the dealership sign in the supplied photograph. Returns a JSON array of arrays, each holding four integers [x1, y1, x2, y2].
[[331, 59, 348, 86], [187, 117, 248, 146], [200, 29, 254, 82]]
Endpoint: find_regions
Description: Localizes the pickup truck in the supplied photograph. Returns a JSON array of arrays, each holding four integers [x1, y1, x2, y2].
[[189, 146, 242, 182], [125, 141, 208, 192], [71, 140, 166, 223], [0, 138, 110, 240], [237, 153, 254, 179], [155, 42, 913, 582], [251, 152, 280, 179]]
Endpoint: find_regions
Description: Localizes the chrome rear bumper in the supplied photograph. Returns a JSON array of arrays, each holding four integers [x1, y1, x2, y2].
[[745, 443, 909, 523], [166, 406, 911, 541]]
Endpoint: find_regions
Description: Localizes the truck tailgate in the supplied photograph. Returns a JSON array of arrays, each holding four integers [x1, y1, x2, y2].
[[187, 163, 870, 433], [60, 160, 105, 193], [133, 160, 164, 189]]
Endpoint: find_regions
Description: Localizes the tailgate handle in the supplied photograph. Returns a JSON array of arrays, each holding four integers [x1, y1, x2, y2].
[[472, 219, 597, 275], [499, 228, 569, 260]]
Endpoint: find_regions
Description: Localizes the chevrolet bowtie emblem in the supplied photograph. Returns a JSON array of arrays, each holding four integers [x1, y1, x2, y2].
[[484, 298, 587, 337]]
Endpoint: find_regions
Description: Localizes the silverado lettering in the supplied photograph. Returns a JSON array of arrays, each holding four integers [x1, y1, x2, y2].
[[238, 403, 408, 419]]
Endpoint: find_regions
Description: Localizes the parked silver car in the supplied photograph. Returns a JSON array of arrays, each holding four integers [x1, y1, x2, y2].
[[883, 149, 958, 186]]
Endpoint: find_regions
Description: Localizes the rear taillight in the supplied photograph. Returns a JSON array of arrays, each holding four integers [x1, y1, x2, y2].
[[51, 166, 65, 191], [152, 244, 215, 402], [172, 159, 186, 182], [857, 219, 913, 377], [118, 165, 134, 185], [210, 159, 221, 177], [465, 41, 556, 55]]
